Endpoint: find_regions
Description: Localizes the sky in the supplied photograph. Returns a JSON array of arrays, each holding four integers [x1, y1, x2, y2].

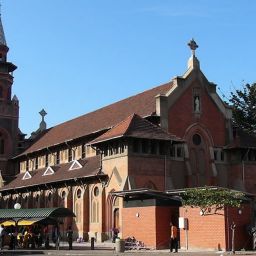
[[2, 0, 256, 136]]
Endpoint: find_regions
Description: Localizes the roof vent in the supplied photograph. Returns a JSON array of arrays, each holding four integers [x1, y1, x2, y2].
[[43, 166, 55, 176], [69, 160, 83, 171], [22, 171, 32, 180]]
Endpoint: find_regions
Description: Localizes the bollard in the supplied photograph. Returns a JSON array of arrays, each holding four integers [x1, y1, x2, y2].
[[115, 238, 125, 253], [91, 237, 95, 250]]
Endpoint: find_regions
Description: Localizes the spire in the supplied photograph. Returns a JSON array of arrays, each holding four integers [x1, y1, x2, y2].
[[0, 4, 7, 46], [187, 38, 200, 70]]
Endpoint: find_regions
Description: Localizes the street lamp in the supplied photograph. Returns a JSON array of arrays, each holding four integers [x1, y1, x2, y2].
[[14, 203, 21, 209]]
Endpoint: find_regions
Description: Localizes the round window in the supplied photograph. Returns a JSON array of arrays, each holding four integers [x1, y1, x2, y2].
[[193, 134, 201, 145], [94, 187, 99, 197]]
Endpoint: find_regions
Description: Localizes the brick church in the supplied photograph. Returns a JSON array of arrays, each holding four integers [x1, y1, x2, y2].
[[0, 15, 256, 251]]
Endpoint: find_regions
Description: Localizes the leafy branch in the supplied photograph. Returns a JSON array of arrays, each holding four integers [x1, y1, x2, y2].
[[181, 187, 244, 215]]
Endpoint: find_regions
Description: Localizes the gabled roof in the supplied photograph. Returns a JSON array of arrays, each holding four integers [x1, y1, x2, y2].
[[91, 113, 181, 144], [20, 83, 173, 156], [0, 156, 102, 192]]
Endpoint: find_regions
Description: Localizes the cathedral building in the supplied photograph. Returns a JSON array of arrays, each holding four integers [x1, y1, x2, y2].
[[0, 16, 255, 250]]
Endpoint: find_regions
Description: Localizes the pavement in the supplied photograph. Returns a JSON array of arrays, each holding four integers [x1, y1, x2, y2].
[[1, 241, 256, 256]]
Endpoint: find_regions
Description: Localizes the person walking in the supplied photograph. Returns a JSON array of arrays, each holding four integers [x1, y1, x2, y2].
[[0, 224, 5, 250], [170, 222, 178, 253], [66, 226, 73, 250], [52, 225, 60, 250]]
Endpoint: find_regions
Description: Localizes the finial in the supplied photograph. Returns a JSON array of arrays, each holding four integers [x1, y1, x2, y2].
[[39, 109, 47, 131], [39, 109, 47, 120], [188, 38, 198, 56]]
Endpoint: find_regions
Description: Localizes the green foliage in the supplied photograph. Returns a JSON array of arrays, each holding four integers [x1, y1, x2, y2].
[[181, 187, 244, 215], [229, 83, 256, 134]]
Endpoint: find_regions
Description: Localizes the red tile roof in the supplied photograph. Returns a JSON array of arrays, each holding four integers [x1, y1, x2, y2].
[[91, 113, 181, 144], [21, 82, 173, 156], [0, 156, 102, 192]]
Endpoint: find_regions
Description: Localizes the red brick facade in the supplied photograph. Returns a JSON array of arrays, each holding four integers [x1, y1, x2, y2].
[[0, 29, 255, 253], [122, 205, 179, 249]]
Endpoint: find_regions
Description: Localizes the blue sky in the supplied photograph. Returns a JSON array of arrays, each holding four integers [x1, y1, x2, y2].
[[3, 0, 256, 136]]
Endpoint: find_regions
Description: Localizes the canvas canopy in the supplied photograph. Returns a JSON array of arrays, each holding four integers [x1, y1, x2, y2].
[[0, 207, 75, 225], [1, 219, 42, 226]]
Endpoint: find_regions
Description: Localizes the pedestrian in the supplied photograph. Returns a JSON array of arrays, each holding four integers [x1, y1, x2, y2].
[[52, 225, 60, 250], [66, 226, 73, 250], [0, 224, 5, 250], [112, 227, 118, 243], [9, 225, 16, 250], [169, 222, 178, 253]]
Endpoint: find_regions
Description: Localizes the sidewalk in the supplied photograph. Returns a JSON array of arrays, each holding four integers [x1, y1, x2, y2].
[[1, 241, 256, 256]]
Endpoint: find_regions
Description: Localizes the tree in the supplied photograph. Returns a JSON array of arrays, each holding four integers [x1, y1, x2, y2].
[[181, 187, 244, 215], [229, 83, 256, 134]]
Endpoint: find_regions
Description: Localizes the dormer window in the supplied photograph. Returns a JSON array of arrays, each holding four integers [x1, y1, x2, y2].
[[69, 160, 82, 171], [43, 166, 55, 176], [22, 171, 32, 180]]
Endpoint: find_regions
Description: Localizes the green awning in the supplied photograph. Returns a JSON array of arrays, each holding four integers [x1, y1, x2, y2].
[[0, 207, 75, 221]]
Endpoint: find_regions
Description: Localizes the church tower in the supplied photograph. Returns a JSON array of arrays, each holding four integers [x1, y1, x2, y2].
[[0, 15, 19, 177]]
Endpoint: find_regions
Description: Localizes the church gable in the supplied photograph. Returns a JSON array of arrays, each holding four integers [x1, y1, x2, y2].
[[155, 40, 232, 146], [167, 79, 228, 145]]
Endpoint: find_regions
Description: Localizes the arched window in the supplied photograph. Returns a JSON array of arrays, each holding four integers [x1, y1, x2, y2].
[[0, 133, 4, 155], [91, 186, 100, 223], [35, 194, 40, 207], [60, 190, 67, 207], [46, 193, 52, 207], [74, 188, 83, 223]]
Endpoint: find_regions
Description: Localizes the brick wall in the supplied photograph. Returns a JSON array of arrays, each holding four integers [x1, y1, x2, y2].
[[122, 206, 157, 248], [168, 81, 226, 146], [179, 204, 252, 251], [122, 205, 179, 249], [179, 207, 226, 251], [224, 204, 252, 250], [155, 206, 179, 249]]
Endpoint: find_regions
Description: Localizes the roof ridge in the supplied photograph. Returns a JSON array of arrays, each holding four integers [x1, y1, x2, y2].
[[122, 113, 138, 135], [42, 82, 172, 130], [21, 82, 173, 156]]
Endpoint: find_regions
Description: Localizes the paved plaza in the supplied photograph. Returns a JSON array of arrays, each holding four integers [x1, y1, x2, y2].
[[0, 241, 255, 256]]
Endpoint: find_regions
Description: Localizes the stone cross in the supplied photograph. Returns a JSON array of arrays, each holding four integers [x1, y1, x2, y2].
[[188, 39, 198, 56], [39, 109, 47, 122]]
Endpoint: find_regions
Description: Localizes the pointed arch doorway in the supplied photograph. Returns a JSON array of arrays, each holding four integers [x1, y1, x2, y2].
[[185, 125, 215, 187], [106, 192, 120, 240]]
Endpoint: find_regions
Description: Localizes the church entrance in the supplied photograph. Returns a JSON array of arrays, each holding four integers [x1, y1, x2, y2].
[[185, 127, 213, 187]]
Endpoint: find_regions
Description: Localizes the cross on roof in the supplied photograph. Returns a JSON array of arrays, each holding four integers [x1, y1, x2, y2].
[[39, 109, 47, 122], [188, 38, 198, 56]]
